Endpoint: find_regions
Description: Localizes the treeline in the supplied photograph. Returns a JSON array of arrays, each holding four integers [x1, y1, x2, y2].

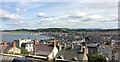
[[2, 28, 120, 33]]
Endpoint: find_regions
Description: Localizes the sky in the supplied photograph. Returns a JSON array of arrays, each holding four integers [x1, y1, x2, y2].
[[0, 0, 119, 30]]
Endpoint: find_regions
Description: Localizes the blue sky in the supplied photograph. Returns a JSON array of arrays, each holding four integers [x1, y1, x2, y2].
[[0, 0, 119, 30]]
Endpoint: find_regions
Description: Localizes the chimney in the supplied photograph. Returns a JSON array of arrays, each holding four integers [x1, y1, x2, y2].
[[85, 47, 88, 54], [79, 44, 87, 53], [3, 41, 7, 46], [34, 38, 37, 45], [54, 39, 56, 47], [80, 45, 84, 53], [33, 38, 37, 55], [83, 46, 88, 62], [13, 41, 16, 47], [58, 41, 62, 51], [72, 43, 74, 49], [64, 43, 66, 49]]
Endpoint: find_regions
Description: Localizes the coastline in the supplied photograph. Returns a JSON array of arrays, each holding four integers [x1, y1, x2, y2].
[[1, 32, 36, 35], [1, 32, 51, 42]]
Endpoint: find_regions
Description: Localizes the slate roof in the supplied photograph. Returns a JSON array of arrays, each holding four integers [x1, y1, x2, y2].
[[35, 43, 53, 56], [56, 50, 84, 61], [0, 45, 8, 52], [56, 45, 85, 62], [87, 43, 99, 48], [4, 46, 13, 52]]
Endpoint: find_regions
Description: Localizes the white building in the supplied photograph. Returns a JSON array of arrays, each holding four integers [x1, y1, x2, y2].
[[16, 39, 32, 47], [21, 42, 33, 52]]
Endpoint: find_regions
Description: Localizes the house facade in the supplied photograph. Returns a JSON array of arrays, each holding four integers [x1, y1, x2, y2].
[[21, 42, 33, 52], [4, 41, 21, 54], [16, 39, 32, 47]]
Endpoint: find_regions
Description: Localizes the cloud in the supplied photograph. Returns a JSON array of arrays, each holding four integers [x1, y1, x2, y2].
[[67, 12, 87, 19], [87, 15, 103, 20], [0, 9, 24, 21], [37, 12, 48, 17], [2, 0, 119, 3], [38, 11, 117, 22], [1, 2, 118, 29], [35, 11, 118, 29], [4, 11, 117, 29], [16, 8, 27, 13]]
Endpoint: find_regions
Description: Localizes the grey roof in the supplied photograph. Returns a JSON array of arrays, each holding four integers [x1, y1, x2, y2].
[[0, 45, 7, 52], [56, 44, 85, 62], [35, 43, 53, 56], [87, 43, 99, 48], [4, 46, 13, 52], [21, 42, 33, 46], [22, 42, 33, 44], [56, 50, 84, 61]]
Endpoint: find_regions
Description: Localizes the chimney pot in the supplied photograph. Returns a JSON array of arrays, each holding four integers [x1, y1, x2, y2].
[[3, 41, 7, 46]]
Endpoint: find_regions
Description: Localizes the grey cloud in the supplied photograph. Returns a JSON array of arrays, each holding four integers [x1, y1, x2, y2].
[[0, 9, 24, 21]]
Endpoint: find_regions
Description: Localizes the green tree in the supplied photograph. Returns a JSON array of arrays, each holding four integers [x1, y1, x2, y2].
[[17, 46, 29, 55], [21, 47, 29, 54], [91, 53, 107, 62]]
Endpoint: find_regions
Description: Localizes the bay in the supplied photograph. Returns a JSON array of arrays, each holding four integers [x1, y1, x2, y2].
[[0, 33, 50, 42]]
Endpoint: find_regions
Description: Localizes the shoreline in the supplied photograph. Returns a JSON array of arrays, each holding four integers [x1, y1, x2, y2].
[[1, 32, 36, 35], [1, 33, 51, 43]]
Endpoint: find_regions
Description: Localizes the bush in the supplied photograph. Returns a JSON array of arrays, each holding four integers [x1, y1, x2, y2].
[[21, 47, 29, 54], [17, 46, 29, 55], [91, 53, 107, 62]]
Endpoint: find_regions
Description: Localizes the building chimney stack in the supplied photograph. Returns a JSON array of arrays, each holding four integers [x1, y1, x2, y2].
[[54, 39, 56, 47], [13, 41, 16, 47], [58, 41, 62, 51], [34, 38, 37, 45], [33, 38, 37, 55], [3, 41, 7, 46], [64, 43, 66, 50], [72, 43, 74, 49]]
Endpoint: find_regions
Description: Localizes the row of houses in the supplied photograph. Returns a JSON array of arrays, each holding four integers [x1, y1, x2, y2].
[[0, 37, 119, 62], [87, 41, 120, 62], [0, 41, 21, 54], [0, 38, 89, 62]]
